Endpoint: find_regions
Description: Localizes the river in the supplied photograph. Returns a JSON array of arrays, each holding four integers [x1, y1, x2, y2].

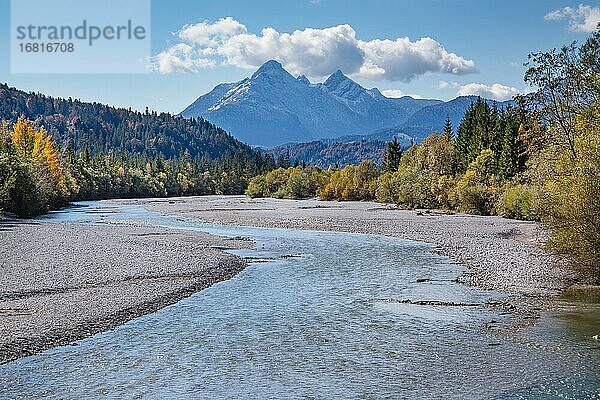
[[0, 202, 598, 399]]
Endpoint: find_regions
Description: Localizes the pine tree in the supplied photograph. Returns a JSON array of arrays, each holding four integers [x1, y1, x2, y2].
[[276, 154, 291, 169], [497, 109, 527, 180], [456, 98, 504, 170], [443, 115, 453, 141], [383, 136, 403, 172]]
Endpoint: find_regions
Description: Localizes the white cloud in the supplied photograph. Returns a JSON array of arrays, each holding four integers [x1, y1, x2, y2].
[[434, 80, 523, 101], [151, 17, 477, 81], [151, 43, 215, 73], [544, 4, 600, 32], [381, 89, 423, 99], [218, 24, 365, 77], [456, 83, 521, 101], [178, 17, 247, 47], [358, 38, 476, 81]]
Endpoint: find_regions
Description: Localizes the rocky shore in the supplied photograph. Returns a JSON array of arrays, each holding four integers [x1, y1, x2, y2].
[[0, 217, 249, 364]]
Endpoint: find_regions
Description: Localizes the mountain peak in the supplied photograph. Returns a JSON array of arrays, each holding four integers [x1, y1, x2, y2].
[[323, 69, 357, 90], [261, 59, 283, 69], [249, 60, 298, 84], [251, 60, 285, 77], [327, 69, 348, 81], [368, 88, 383, 98], [297, 75, 310, 85]]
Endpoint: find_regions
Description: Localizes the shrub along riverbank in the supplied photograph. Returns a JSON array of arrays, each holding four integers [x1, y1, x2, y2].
[[246, 98, 535, 218]]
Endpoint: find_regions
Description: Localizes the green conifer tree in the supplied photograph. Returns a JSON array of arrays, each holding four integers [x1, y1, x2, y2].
[[383, 136, 403, 172], [443, 115, 453, 141]]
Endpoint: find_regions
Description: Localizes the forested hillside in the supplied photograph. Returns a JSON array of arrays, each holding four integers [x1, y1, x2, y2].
[[0, 83, 269, 164], [0, 85, 275, 216], [268, 139, 389, 168]]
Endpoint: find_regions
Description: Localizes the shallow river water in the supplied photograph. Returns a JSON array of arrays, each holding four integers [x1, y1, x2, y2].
[[1, 201, 599, 399]]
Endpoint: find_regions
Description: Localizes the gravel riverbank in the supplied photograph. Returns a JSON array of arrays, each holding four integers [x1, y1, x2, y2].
[[135, 195, 575, 297], [0, 217, 249, 364]]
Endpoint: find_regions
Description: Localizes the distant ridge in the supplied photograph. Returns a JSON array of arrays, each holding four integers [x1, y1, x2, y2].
[[398, 96, 514, 140]]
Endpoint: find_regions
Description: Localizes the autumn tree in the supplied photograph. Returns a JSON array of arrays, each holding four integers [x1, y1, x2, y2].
[[519, 26, 599, 157], [456, 149, 499, 215], [376, 133, 457, 209], [11, 117, 69, 208], [515, 26, 599, 280], [319, 161, 378, 201], [0, 118, 72, 215]]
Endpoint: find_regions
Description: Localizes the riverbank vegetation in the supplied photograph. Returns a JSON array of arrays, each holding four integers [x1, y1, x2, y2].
[[247, 99, 527, 214], [0, 117, 274, 217], [0, 82, 275, 216]]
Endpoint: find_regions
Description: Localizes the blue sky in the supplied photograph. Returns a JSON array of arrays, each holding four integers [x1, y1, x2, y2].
[[0, 0, 598, 113]]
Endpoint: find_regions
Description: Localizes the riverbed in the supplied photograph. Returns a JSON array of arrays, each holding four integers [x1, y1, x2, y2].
[[0, 201, 598, 399]]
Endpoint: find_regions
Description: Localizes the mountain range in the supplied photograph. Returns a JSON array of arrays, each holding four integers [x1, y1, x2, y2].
[[181, 60, 513, 148]]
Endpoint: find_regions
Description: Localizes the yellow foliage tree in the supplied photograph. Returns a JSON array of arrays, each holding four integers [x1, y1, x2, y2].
[[375, 133, 457, 209], [456, 149, 499, 215], [319, 161, 378, 201], [532, 103, 600, 281], [11, 117, 69, 206], [13, 118, 62, 177]]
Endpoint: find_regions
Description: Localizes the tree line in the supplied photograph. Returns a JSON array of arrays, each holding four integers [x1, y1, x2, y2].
[[0, 117, 275, 217]]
